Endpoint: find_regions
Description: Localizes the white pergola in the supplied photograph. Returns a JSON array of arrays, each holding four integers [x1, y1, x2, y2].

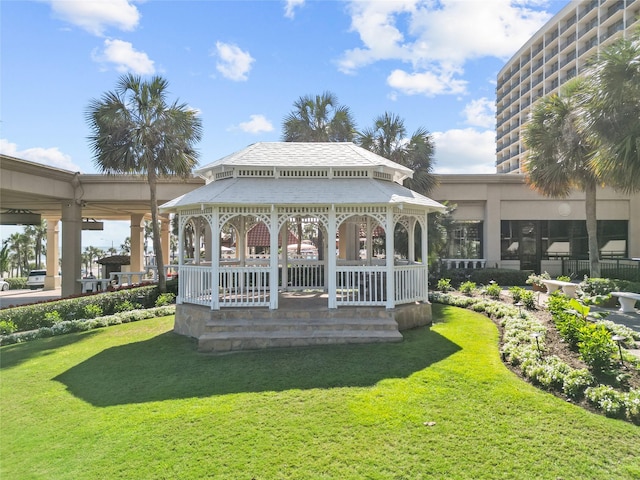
[[161, 142, 445, 312]]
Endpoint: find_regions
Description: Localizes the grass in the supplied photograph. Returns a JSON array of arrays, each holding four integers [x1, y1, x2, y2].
[[1, 305, 639, 479]]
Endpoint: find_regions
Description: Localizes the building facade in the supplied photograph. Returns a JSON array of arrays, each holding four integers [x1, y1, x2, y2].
[[496, 0, 640, 173]]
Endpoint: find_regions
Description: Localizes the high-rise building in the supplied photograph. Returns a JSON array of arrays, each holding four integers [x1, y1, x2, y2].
[[495, 0, 640, 174]]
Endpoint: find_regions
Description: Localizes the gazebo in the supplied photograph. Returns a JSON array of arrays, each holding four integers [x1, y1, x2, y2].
[[161, 142, 445, 352]]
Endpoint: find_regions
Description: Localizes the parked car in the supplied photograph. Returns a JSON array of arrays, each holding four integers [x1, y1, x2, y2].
[[0, 278, 9, 291], [26, 269, 46, 290]]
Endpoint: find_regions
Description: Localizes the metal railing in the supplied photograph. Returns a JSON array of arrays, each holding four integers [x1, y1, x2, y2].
[[562, 258, 640, 281]]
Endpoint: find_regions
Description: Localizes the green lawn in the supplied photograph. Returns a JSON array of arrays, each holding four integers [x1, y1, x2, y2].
[[1, 305, 638, 479]]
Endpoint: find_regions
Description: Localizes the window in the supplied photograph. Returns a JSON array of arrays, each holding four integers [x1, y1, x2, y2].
[[446, 222, 483, 258]]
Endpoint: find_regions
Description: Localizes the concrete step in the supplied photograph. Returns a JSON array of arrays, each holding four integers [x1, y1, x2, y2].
[[198, 329, 403, 352], [203, 317, 399, 333]]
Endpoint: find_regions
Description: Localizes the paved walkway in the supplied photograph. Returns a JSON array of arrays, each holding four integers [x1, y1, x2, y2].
[[0, 288, 62, 309]]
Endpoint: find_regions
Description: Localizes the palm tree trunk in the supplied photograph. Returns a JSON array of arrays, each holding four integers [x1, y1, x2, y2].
[[585, 179, 601, 278], [148, 171, 166, 293]]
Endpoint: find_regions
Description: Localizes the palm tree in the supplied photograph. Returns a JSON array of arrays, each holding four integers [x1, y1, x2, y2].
[[282, 91, 356, 142], [582, 30, 640, 194], [0, 243, 10, 277], [357, 112, 437, 195], [523, 79, 602, 277], [282, 92, 356, 255], [87, 74, 202, 292], [7, 232, 33, 276], [24, 220, 47, 269]]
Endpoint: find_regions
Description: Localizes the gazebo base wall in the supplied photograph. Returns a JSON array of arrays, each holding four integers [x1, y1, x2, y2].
[[174, 300, 433, 353]]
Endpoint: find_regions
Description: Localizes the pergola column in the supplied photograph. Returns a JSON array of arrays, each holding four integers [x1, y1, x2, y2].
[[44, 218, 61, 290], [130, 214, 144, 272], [61, 200, 82, 296], [385, 207, 395, 309]]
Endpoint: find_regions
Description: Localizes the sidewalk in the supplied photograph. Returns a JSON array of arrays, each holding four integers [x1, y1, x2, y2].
[[0, 288, 62, 309]]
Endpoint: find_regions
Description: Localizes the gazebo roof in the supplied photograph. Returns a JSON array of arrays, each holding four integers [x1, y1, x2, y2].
[[195, 142, 413, 183], [161, 142, 445, 213]]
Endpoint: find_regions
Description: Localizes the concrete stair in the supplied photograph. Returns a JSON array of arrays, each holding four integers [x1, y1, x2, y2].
[[197, 311, 402, 352]]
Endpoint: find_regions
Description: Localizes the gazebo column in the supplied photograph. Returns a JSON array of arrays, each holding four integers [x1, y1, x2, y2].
[[238, 217, 246, 266], [194, 219, 201, 264], [327, 206, 337, 309], [269, 208, 279, 309], [422, 213, 429, 302], [177, 212, 184, 304], [408, 218, 416, 263], [280, 221, 288, 290], [385, 207, 395, 309], [203, 222, 212, 261], [210, 209, 220, 310], [365, 218, 373, 265]]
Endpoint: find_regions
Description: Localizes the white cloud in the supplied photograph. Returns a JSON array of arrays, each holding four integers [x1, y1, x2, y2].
[[339, 0, 552, 98], [387, 68, 467, 97], [214, 41, 255, 81], [92, 38, 155, 75], [237, 115, 274, 134], [463, 98, 496, 128], [0, 139, 81, 172], [47, 0, 141, 36], [432, 129, 496, 174], [284, 0, 305, 19]]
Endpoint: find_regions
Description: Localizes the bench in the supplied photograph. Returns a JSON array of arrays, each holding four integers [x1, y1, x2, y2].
[[610, 292, 640, 313], [542, 279, 580, 298]]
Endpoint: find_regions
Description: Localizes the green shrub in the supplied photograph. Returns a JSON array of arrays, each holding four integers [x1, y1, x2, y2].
[[43, 311, 63, 326], [0, 320, 17, 335], [580, 277, 618, 296], [556, 275, 571, 282], [83, 304, 103, 319], [459, 281, 476, 296], [0, 285, 161, 333], [435, 268, 530, 288], [585, 385, 625, 418], [155, 292, 176, 307], [485, 282, 501, 299], [114, 300, 141, 313], [469, 269, 530, 287], [578, 323, 615, 372], [520, 290, 536, 310], [437, 278, 452, 292], [509, 286, 524, 303], [5, 277, 27, 290], [562, 369, 595, 399]]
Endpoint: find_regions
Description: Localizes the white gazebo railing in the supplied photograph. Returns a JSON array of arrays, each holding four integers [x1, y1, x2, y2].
[[394, 264, 427, 304], [181, 265, 213, 307], [335, 265, 387, 306], [219, 266, 270, 307], [286, 260, 326, 289]]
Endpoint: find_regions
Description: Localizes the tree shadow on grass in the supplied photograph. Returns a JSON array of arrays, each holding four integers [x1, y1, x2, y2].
[[1, 331, 101, 370], [54, 326, 461, 407]]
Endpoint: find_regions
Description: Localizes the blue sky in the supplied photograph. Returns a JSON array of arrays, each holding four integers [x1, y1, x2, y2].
[[1, 0, 566, 251]]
